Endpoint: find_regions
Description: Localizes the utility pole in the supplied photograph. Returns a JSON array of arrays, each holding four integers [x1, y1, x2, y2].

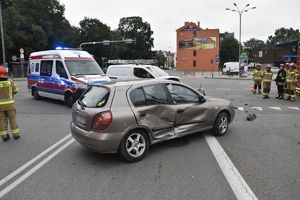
[[0, 3, 6, 66]]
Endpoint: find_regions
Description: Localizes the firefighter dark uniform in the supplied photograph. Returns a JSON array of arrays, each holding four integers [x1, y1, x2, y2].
[[252, 65, 263, 94], [275, 64, 286, 99], [0, 66, 20, 141], [262, 66, 273, 98], [286, 63, 298, 101]]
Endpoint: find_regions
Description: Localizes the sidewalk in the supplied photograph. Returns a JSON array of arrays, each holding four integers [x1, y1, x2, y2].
[[176, 71, 253, 80]]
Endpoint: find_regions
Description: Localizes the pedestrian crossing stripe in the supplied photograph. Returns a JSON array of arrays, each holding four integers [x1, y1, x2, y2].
[[251, 107, 263, 111], [235, 107, 300, 111], [269, 107, 281, 111], [287, 107, 300, 111]]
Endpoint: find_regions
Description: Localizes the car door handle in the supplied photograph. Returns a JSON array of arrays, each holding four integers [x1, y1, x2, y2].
[[138, 112, 146, 117], [177, 109, 185, 114]]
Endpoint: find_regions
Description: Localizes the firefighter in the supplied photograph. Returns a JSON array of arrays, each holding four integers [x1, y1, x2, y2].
[[283, 63, 290, 99], [262, 65, 273, 99], [275, 64, 286, 99], [252, 64, 263, 94], [286, 63, 298, 101], [0, 65, 20, 141]]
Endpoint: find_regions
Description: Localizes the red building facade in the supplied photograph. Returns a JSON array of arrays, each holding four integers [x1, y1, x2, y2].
[[176, 22, 220, 71]]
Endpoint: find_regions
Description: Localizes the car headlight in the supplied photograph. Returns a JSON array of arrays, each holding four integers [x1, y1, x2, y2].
[[76, 83, 88, 89]]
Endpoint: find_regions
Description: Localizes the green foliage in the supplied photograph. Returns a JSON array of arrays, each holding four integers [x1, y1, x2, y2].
[[220, 37, 239, 66], [118, 16, 154, 59], [266, 27, 300, 46], [243, 38, 266, 62], [154, 51, 166, 67]]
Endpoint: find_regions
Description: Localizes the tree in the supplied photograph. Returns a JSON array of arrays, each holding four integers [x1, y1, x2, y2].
[[220, 37, 239, 66], [243, 38, 266, 62], [118, 16, 154, 59], [266, 27, 300, 46], [78, 17, 112, 66], [154, 51, 166, 67]]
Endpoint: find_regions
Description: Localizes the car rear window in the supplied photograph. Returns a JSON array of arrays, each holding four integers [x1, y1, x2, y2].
[[79, 86, 110, 108]]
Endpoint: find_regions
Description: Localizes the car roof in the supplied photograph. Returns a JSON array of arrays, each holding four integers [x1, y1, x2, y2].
[[108, 64, 158, 69], [93, 79, 176, 87], [29, 50, 93, 60]]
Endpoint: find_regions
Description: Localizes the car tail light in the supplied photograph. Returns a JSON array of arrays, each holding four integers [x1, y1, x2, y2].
[[92, 110, 112, 131]]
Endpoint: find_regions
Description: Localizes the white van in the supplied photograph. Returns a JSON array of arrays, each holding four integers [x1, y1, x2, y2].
[[222, 62, 239, 75], [106, 64, 180, 81], [27, 50, 110, 107]]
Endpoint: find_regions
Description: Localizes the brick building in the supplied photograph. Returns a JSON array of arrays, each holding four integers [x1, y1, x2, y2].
[[176, 22, 220, 71]]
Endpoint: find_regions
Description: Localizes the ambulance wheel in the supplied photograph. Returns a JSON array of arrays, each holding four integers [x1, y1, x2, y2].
[[65, 92, 74, 108], [32, 88, 41, 100]]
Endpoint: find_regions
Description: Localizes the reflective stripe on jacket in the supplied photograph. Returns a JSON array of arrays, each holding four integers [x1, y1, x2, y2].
[[252, 69, 263, 81], [0, 80, 18, 111], [262, 70, 273, 83], [286, 70, 298, 84]]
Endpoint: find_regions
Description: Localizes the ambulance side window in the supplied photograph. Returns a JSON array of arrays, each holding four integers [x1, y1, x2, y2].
[[40, 61, 53, 76], [56, 61, 68, 79], [35, 63, 40, 72]]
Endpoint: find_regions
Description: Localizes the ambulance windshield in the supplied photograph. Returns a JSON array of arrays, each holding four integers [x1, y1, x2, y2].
[[65, 60, 105, 76]]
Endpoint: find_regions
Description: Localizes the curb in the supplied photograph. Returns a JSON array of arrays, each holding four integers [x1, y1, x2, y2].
[[203, 76, 252, 80]]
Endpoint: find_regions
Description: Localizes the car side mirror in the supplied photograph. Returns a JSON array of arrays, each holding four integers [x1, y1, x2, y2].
[[197, 88, 206, 96], [199, 95, 206, 103]]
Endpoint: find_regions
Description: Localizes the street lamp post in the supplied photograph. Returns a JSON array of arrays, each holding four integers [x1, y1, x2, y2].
[[0, 3, 6, 66], [226, 3, 256, 58]]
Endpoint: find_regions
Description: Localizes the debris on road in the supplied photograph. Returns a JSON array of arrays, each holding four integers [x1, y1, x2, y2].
[[246, 113, 257, 121]]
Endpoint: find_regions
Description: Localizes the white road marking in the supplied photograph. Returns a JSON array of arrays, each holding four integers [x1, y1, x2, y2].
[[238, 82, 249, 85], [269, 107, 281, 111], [216, 88, 231, 90], [0, 139, 75, 198], [0, 134, 72, 187], [288, 107, 300, 111], [205, 135, 258, 200], [251, 107, 263, 111], [237, 107, 244, 111]]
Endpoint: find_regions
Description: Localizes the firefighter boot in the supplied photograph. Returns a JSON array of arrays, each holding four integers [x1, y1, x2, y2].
[[1, 134, 10, 142]]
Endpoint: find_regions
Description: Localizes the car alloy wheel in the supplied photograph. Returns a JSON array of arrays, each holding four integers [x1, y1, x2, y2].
[[119, 130, 149, 162], [211, 112, 229, 136], [218, 115, 228, 134], [126, 133, 146, 158]]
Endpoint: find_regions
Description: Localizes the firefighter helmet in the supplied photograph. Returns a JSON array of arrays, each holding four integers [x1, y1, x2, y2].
[[266, 65, 271, 68], [0, 65, 8, 78], [289, 62, 295, 68]]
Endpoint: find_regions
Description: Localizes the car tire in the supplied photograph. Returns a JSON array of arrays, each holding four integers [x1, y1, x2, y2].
[[211, 112, 229, 137], [32, 88, 41, 100], [119, 130, 149, 162], [65, 92, 74, 108]]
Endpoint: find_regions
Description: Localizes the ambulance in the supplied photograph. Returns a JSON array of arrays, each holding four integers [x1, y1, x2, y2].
[[27, 50, 110, 107]]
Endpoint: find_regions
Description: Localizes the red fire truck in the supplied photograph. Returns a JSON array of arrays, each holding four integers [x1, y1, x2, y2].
[[297, 41, 300, 95]]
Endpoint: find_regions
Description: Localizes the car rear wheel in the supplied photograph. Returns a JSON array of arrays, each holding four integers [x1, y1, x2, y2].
[[119, 130, 149, 162], [32, 88, 41, 100], [211, 112, 229, 136]]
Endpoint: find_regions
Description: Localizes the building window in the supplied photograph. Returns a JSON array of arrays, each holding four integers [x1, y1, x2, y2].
[[193, 31, 196, 37], [193, 50, 197, 57], [193, 60, 197, 67]]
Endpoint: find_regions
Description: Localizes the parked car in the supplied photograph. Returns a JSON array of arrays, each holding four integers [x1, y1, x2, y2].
[[70, 79, 235, 162], [222, 62, 239, 75], [106, 64, 181, 81], [270, 66, 279, 73]]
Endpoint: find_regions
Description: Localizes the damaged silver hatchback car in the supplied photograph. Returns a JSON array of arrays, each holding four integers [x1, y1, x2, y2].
[[70, 79, 235, 162]]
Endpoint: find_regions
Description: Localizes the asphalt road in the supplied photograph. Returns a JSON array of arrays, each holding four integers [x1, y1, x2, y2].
[[0, 76, 299, 200]]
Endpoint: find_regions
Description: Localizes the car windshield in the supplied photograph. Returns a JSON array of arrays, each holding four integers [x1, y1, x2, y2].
[[146, 66, 169, 77], [65, 60, 104, 76], [79, 86, 110, 108]]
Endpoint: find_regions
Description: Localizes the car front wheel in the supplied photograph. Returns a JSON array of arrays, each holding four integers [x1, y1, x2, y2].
[[119, 130, 149, 162], [211, 112, 229, 136]]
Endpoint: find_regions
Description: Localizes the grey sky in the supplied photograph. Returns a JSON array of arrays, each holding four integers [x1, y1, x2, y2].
[[60, 0, 299, 51]]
